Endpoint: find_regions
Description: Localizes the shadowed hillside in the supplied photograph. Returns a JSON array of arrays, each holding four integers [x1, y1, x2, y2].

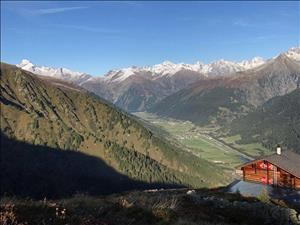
[[0, 133, 184, 199]]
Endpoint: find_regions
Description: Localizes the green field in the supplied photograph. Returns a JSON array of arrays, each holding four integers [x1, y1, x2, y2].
[[134, 112, 271, 173], [220, 135, 271, 157], [181, 138, 242, 167]]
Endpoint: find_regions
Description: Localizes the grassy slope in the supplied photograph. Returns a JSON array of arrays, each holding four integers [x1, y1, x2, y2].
[[0, 63, 229, 198]]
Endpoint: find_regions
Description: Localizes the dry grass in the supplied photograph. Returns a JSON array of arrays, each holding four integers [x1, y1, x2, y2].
[[2, 188, 298, 225]]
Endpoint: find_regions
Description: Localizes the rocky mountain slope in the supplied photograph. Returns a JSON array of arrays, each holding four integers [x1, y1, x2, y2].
[[0, 63, 228, 198], [17, 50, 269, 112], [150, 50, 300, 126], [230, 89, 300, 153]]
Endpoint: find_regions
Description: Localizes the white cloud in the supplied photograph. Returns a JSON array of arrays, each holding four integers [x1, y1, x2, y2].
[[29, 6, 88, 15], [232, 18, 282, 28], [52, 24, 122, 34]]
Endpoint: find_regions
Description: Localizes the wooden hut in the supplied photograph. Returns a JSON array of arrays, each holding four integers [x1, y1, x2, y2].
[[238, 147, 300, 189]]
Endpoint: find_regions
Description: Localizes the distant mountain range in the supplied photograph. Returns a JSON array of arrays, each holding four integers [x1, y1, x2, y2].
[[18, 48, 300, 112], [0, 63, 228, 198], [150, 48, 300, 125]]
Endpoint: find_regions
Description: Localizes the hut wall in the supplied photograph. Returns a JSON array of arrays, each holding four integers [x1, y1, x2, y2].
[[243, 160, 274, 184], [242, 161, 300, 189]]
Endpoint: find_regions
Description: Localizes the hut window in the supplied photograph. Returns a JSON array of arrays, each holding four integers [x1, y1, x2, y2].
[[252, 164, 257, 174]]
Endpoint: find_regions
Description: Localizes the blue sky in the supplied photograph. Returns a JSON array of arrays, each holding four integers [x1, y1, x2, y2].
[[1, 1, 299, 75]]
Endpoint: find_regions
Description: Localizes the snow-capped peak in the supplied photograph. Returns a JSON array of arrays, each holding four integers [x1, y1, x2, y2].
[[103, 66, 146, 82], [19, 59, 32, 66], [283, 46, 300, 61], [17, 59, 92, 84], [238, 57, 265, 70], [17, 59, 35, 71], [151, 60, 184, 75]]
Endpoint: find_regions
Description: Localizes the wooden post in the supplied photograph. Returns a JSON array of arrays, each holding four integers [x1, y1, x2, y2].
[[273, 165, 277, 186], [266, 161, 269, 184], [293, 176, 295, 189]]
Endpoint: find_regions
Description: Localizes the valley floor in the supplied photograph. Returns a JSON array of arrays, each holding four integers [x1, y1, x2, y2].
[[134, 112, 272, 178], [1, 187, 299, 225]]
